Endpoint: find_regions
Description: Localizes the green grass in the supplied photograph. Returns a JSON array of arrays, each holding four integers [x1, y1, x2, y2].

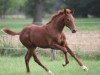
[[0, 18, 32, 31], [0, 19, 32, 34], [76, 18, 100, 31], [0, 56, 100, 75], [0, 18, 100, 34]]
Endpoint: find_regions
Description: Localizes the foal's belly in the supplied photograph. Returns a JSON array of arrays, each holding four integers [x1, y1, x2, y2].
[[29, 27, 50, 48], [31, 37, 49, 48]]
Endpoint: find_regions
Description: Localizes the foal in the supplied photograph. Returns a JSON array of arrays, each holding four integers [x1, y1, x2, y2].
[[2, 9, 88, 74]]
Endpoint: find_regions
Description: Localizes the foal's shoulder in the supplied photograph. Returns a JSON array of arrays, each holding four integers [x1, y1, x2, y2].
[[61, 32, 66, 39]]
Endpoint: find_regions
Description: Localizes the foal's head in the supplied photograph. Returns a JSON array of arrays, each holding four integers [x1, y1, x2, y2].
[[63, 9, 77, 33], [48, 9, 77, 33]]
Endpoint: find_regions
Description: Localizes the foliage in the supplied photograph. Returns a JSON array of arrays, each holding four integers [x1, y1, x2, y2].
[[0, 0, 10, 18], [64, 0, 100, 17], [0, 0, 100, 18], [88, 0, 100, 17], [24, 0, 59, 23], [24, 0, 35, 17], [24, 0, 60, 17], [0, 0, 26, 18], [7, 0, 26, 14]]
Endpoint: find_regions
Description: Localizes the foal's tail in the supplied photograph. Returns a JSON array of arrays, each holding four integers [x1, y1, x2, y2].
[[1, 28, 20, 36]]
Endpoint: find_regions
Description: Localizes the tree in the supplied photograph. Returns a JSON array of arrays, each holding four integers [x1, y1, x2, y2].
[[24, 0, 35, 17], [7, 0, 26, 14], [64, 0, 94, 17], [0, 0, 10, 18], [0, 0, 26, 19], [33, 0, 44, 24], [88, 0, 100, 17], [25, 0, 44, 24]]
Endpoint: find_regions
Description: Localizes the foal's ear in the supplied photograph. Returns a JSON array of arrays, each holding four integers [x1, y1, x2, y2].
[[63, 9, 66, 15]]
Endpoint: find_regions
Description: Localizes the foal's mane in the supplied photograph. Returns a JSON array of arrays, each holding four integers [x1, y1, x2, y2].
[[46, 9, 65, 25]]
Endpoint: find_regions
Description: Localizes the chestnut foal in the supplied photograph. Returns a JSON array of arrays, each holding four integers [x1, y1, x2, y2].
[[2, 9, 88, 75]]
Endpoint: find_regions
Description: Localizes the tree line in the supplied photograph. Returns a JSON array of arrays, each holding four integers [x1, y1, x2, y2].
[[0, 0, 100, 22]]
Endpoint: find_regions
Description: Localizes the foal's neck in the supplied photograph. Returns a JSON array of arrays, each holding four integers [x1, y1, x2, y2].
[[50, 15, 65, 33]]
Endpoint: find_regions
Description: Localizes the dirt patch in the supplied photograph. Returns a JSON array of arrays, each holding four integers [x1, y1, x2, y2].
[[66, 31, 100, 54], [0, 35, 21, 48]]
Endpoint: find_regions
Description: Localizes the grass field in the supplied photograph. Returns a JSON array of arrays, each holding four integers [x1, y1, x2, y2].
[[0, 18, 100, 34], [0, 56, 100, 75]]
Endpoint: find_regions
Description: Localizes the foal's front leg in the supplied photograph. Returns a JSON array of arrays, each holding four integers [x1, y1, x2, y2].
[[65, 45, 88, 71], [51, 43, 69, 66]]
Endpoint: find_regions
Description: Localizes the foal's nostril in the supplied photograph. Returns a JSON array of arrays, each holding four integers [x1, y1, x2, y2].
[[72, 30, 77, 33]]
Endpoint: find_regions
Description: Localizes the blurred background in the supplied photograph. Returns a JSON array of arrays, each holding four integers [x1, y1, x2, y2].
[[0, 0, 100, 23], [0, 0, 100, 75]]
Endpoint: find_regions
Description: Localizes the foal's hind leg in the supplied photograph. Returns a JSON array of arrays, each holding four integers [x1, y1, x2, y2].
[[66, 45, 88, 71], [31, 49, 53, 75], [25, 50, 32, 73]]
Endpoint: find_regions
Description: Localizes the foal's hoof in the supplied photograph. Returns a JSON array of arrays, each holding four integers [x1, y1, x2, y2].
[[81, 65, 88, 71], [62, 64, 67, 67], [47, 70, 54, 75], [62, 62, 69, 67]]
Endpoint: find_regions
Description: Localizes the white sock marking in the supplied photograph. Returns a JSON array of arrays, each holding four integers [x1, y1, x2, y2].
[[47, 70, 54, 75], [1, 29, 4, 32], [81, 65, 88, 71], [63, 62, 66, 65]]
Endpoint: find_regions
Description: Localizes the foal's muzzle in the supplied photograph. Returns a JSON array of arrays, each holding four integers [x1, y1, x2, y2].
[[72, 30, 77, 33]]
